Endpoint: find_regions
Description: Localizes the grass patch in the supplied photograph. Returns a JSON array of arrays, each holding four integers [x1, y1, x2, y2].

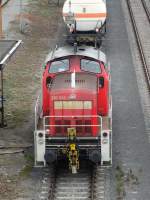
[[125, 169, 139, 185], [24, 152, 34, 163], [19, 164, 33, 177], [19, 152, 34, 178], [116, 165, 140, 199], [3, 0, 62, 128], [116, 165, 126, 199]]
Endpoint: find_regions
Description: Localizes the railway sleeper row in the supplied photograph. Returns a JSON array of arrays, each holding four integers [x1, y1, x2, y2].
[[39, 163, 107, 200]]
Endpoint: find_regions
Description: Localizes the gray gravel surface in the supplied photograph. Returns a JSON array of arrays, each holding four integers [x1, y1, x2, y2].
[[122, 0, 150, 142], [105, 0, 150, 199]]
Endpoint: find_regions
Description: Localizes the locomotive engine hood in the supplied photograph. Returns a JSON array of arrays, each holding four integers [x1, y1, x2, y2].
[[50, 72, 97, 100]]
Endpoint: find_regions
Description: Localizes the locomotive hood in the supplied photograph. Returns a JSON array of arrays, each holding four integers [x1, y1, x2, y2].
[[50, 72, 97, 100]]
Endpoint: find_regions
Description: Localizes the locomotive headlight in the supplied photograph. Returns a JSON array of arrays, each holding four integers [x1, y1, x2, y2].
[[38, 132, 44, 144], [103, 132, 108, 138], [96, 28, 99, 32], [102, 132, 108, 144], [38, 132, 43, 138]]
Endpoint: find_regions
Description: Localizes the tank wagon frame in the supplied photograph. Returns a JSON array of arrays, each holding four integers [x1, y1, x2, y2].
[[65, 19, 106, 47]]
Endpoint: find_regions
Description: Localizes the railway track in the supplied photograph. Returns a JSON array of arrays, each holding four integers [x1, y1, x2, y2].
[[126, 0, 150, 90], [39, 162, 106, 200]]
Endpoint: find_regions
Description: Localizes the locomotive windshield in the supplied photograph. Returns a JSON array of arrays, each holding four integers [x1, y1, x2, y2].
[[81, 59, 101, 74], [49, 59, 69, 73]]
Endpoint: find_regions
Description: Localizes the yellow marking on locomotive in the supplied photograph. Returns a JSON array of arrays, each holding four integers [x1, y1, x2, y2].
[[67, 128, 79, 173], [70, 143, 76, 151], [54, 101, 92, 109], [68, 127, 76, 140]]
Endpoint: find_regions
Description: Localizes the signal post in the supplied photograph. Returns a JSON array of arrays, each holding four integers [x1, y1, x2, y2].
[[0, 40, 22, 127], [0, 0, 2, 38]]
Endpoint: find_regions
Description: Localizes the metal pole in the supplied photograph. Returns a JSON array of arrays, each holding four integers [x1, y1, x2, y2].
[[20, 0, 23, 33], [0, 66, 1, 126], [0, 64, 6, 127], [1, 67, 4, 127], [0, 0, 2, 38]]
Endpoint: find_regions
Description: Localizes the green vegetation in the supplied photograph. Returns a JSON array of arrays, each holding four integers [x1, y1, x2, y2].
[[3, 0, 61, 128], [19, 165, 33, 177], [19, 152, 34, 177], [116, 165, 140, 199], [116, 165, 126, 199]]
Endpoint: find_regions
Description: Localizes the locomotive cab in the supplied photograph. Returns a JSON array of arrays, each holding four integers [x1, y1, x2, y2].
[[34, 46, 112, 172]]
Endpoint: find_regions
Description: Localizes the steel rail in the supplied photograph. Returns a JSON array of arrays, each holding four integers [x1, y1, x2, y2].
[[126, 0, 150, 90], [90, 166, 95, 200], [141, 0, 150, 23], [45, 163, 104, 200], [48, 165, 56, 200], [39, 163, 106, 200]]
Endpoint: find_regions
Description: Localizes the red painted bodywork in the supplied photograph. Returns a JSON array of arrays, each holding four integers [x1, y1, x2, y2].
[[42, 55, 109, 137]]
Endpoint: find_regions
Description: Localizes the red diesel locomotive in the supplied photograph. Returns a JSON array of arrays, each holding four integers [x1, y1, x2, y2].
[[34, 46, 112, 173]]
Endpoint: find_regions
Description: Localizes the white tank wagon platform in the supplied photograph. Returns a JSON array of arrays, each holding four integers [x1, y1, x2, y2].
[[63, 0, 107, 46]]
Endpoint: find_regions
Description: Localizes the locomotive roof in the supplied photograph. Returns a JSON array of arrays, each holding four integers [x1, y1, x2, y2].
[[45, 46, 107, 64]]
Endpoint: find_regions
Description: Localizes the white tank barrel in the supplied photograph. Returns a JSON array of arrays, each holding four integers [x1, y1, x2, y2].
[[63, 0, 107, 32]]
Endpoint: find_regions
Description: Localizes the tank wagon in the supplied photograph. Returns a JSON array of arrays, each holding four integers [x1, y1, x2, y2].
[[34, 45, 112, 173], [63, 0, 107, 46]]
